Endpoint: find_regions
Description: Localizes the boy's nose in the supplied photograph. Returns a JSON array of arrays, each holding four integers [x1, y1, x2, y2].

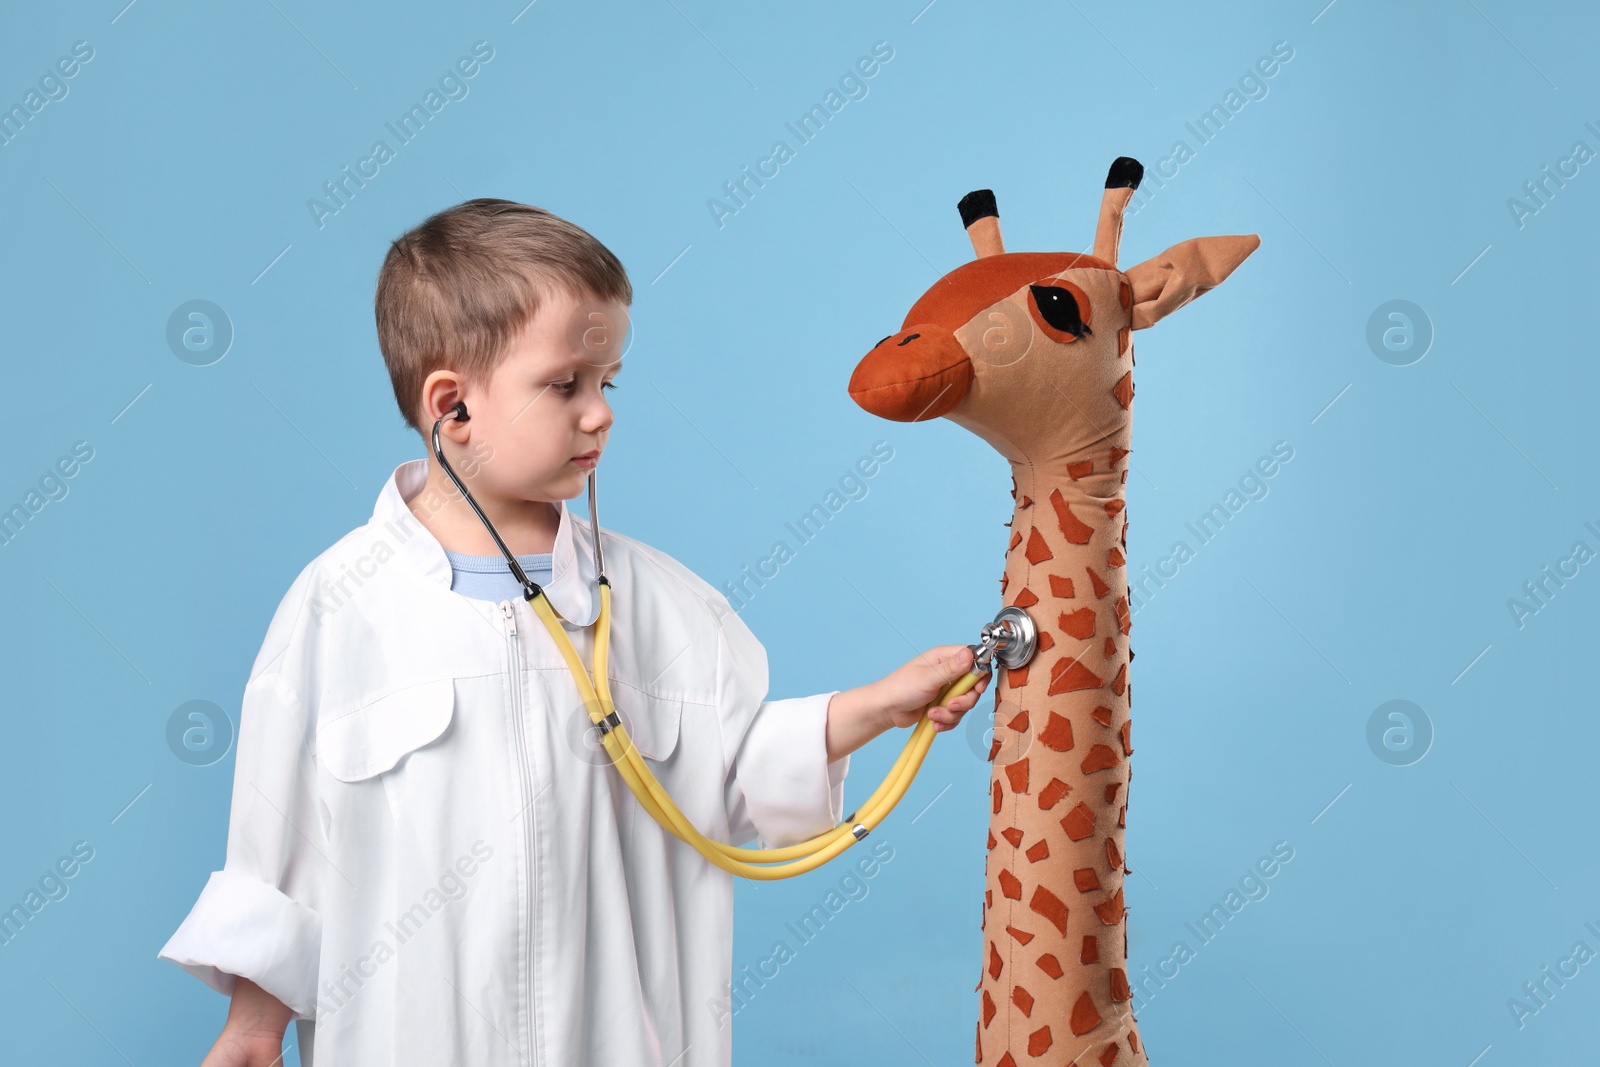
[[583, 394, 614, 433]]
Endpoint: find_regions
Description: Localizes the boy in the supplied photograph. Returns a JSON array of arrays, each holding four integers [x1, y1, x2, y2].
[[158, 199, 987, 1066]]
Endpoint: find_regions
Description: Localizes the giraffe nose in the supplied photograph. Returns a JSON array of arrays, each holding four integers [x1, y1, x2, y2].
[[848, 324, 973, 422]]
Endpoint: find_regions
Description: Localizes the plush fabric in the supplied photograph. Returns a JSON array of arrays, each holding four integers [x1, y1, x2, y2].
[[849, 157, 1258, 1067]]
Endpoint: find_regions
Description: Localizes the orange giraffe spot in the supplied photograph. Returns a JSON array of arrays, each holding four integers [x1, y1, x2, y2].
[[1067, 460, 1093, 479], [1007, 529, 1022, 552], [988, 940, 1004, 979], [1073, 868, 1102, 892], [1028, 884, 1069, 936], [1102, 635, 1116, 658], [1035, 630, 1055, 654], [999, 573, 1008, 595], [1028, 1025, 1053, 1057], [987, 736, 1002, 762], [1024, 527, 1053, 564], [1094, 887, 1126, 925], [1081, 935, 1099, 964], [1109, 968, 1131, 1002], [1038, 711, 1075, 752], [998, 868, 1022, 899], [1018, 495, 1031, 508], [1006, 924, 1035, 945], [1070, 991, 1102, 1035], [987, 829, 996, 850], [1120, 720, 1133, 756], [1048, 656, 1103, 694], [1110, 662, 1127, 696], [1117, 324, 1130, 358], [1050, 488, 1095, 544], [1105, 837, 1122, 869], [991, 779, 1002, 814], [1048, 574, 1076, 598], [1086, 565, 1111, 597], [1110, 446, 1130, 466], [1107, 546, 1125, 568], [1025, 838, 1050, 862], [982, 988, 996, 1026], [1012, 985, 1034, 1017], [1005, 663, 1030, 689], [1036, 953, 1064, 979], [1119, 279, 1132, 311], [1114, 596, 1130, 635], [1007, 708, 1029, 733], [1081, 744, 1121, 774], [995, 1053, 1012, 1067], [1005, 757, 1030, 795], [1129, 1030, 1140, 1055], [1059, 607, 1097, 639], [1104, 782, 1121, 805], [1104, 498, 1125, 517], [1112, 371, 1133, 409], [1090, 705, 1114, 727], [1118, 804, 1126, 828], [1011, 587, 1039, 608], [1099, 1041, 1121, 1066], [1038, 778, 1071, 810], [1001, 826, 1024, 847], [1061, 801, 1095, 841]]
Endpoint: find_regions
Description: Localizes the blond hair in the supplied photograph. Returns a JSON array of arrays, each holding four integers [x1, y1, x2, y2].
[[375, 199, 632, 434]]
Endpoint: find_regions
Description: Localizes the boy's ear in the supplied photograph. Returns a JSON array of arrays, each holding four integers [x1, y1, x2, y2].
[[1125, 234, 1260, 330]]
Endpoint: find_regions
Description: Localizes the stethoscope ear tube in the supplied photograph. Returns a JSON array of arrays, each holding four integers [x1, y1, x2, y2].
[[431, 403, 609, 604]]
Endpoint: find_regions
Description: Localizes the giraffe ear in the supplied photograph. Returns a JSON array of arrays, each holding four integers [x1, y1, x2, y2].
[[1125, 234, 1260, 330], [848, 324, 973, 422]]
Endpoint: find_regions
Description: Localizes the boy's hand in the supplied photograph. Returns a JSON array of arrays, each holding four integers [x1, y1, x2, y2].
[[200, 977, 292, 1067], [825, 645, 991, 763], [877, 644, 990, 732]]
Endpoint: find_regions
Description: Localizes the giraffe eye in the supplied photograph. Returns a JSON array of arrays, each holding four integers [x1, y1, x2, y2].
[[1028, 283, 1093, 343]]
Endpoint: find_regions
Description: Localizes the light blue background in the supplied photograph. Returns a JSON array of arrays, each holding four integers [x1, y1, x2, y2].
[[3, 1, 1597, 1063]]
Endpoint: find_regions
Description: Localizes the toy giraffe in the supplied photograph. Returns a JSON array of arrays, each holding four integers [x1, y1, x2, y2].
[[847, 157, 1259, 1066]]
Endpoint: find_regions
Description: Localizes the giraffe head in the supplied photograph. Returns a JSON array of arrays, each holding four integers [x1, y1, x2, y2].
[[848, 157, 1260, 469]]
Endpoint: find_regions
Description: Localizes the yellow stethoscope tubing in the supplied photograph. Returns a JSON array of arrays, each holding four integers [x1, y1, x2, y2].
[[526, 583, 979, 879]]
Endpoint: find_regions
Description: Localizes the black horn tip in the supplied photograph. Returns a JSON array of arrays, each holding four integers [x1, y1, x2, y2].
[[1105, 156, 1144, 190], [957, 189, 998, 228]]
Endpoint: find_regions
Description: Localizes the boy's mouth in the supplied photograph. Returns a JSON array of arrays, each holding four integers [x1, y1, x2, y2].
[[572, 450, 600, 469]]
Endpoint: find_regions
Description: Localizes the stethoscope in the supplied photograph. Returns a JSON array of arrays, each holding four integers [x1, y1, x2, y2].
[[432, 402, 1039, 879]]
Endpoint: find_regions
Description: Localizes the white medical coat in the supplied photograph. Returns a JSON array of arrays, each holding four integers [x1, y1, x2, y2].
[[158, 458, 850, 1066]]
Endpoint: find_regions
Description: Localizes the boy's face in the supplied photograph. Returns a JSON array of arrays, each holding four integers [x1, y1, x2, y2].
[[452, 287, 627, 503]]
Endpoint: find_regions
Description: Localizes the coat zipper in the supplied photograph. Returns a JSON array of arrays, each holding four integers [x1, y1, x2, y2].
[[501, 599, 539, 1065]]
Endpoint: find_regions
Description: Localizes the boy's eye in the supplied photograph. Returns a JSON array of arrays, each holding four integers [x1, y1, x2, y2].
[[602, 380, 618, 391]]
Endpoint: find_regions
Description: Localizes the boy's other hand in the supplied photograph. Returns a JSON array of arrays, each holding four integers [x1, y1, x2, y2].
[[877, 644, 990, 732], [200, 977, 292, 1067]]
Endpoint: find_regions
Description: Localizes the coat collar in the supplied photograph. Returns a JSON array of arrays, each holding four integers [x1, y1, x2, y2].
[[370, 458, 600, 627]]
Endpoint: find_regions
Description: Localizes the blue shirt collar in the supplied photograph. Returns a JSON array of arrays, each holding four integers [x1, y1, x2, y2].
[[370, 458, 600, 626]]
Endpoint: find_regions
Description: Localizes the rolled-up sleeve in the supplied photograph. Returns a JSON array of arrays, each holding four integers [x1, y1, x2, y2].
[[712, 604, 850, 849], [724, 692, 850, 849], [158, 670, 325, 1019]]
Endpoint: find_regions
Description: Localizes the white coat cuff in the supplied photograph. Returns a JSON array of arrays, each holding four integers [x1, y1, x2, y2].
[[736, 691, 849, 849], [157, 869, 322, 1019]]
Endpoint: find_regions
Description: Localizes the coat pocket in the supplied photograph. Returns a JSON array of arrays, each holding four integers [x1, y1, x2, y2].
[[605, 679, 683, 763], [316, 677, 455, 783]]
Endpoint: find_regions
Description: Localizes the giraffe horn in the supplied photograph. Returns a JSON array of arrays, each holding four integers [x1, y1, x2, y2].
[[958, 189, 1004, 258], [1092, 156, 1144, 267]]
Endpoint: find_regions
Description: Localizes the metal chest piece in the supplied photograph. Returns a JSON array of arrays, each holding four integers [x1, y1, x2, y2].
[[968, 605, 1038, 676]]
